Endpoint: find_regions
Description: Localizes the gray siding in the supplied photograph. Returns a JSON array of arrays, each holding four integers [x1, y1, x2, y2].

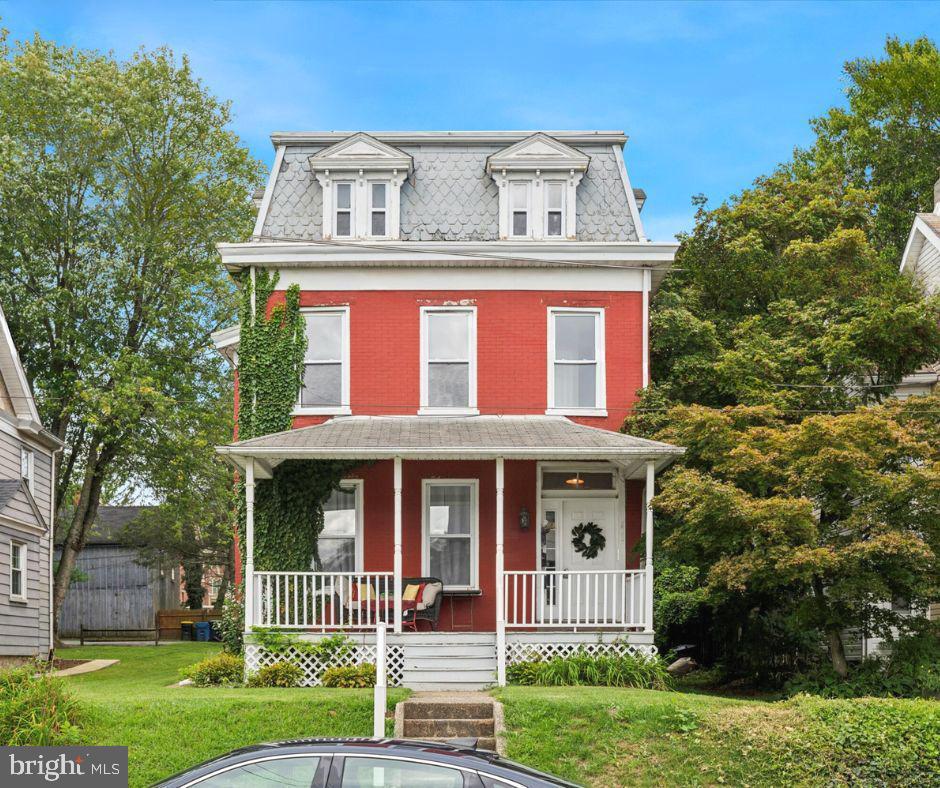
[[261, 142, 639, 243], [915, 240, 940, 297]]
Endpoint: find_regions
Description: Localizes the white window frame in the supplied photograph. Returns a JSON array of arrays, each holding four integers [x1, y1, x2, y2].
[[20, 448, 34, 494], [508, 180, 531, 238], [333, 181, 355, 238], [9, 541, 26, 602], [367, 180, 389, 239], [421, 479, 479, 591], [544, 180, 566, 238], [294, 306, 351, 416], [316, 479, 364, 573], [418, 307, 478, 416], [546, 307, 607, 416]]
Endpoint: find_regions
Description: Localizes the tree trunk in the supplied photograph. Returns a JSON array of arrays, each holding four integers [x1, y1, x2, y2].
[[213, 562, 231, 613], [826, 626, 849, 678]]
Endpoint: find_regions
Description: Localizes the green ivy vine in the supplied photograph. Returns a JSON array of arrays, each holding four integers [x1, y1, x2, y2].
[[237, 269, 358, 571]]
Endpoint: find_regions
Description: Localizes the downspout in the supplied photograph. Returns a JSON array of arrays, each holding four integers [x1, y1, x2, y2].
[[641, 267, 651, 388]]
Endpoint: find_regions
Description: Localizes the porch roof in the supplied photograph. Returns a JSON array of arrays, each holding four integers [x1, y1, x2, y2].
[[217, 415, 684, 479]]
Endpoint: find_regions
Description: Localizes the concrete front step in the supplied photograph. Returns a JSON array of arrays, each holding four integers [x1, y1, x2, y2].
[[403, 718, 494, 738], [404, 682, 493, 691], [401, 700, 495, 720]]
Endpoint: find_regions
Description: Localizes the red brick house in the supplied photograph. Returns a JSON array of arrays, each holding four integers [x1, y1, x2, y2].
[[214, 131, 682, 688]]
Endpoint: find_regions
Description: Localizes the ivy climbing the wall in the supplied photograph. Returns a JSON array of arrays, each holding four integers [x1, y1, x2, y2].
[[237, 269, 358, 571]]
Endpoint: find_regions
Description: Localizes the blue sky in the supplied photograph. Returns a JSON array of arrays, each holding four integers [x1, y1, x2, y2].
[[2, 1, 938, 240]]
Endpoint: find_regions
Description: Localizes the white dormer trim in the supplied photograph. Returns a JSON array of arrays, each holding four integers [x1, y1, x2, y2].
[[310, 133, 413, 240], [486, 134, 589, 241]]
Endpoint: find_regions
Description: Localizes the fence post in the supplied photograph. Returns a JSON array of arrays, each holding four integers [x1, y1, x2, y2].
[[155, 613, 159, 646], [373, 622, 387, 738], [80, 625, 84, 647]]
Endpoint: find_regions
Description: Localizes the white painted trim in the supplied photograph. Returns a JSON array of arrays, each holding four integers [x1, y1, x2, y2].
[[421, 478, 479, 591], [393, 456, 403, 633], [251, 145, 285, 239], [271, 130, 629, 146], [642, 267, 651, 387], [0, 513, 46, 535], [20, 447, 34, 494], [0, 302, 41, 424], [546, 307, 607, 414], [9, 540, 26, 602], [613, 144, 647, 242], [295, 306, 350, 414], [419, 306, 477, 412]]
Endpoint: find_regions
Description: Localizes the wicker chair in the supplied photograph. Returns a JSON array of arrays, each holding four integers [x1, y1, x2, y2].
[[400, 577, 444, 631]]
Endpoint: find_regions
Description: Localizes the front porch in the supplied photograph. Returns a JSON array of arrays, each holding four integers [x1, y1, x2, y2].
[[218, 415, 683, 687]]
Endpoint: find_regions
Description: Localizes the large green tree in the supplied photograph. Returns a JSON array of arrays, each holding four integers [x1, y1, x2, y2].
[[650, 397, 940, 677], [0, 34, 263, 633]]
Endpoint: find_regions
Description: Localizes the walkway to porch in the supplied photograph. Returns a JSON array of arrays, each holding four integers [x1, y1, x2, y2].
[[218, 415, 683, 686]]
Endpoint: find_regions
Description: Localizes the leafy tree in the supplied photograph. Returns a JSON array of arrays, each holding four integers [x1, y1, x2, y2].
[[0, 34, 263, 633], [813, 36, 940, 257], [650, 397, 940, 676]]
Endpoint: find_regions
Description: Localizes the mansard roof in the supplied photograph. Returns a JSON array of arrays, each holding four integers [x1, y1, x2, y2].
[[308, 133, 413, 174], [485, 133, 590, 173]]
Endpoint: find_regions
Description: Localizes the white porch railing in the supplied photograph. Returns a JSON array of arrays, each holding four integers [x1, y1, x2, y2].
[[503, 569, 648, 629], [253, 572, 394, 630]]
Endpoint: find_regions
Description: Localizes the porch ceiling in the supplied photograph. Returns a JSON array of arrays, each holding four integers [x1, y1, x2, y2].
[[216, 415, 684, 479]]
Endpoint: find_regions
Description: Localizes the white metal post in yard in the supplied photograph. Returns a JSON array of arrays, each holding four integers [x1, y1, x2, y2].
[[373, 621, 387, 738], [245, 458, 256, 630], [495, 457, 506, 686], [644, 459, 655, 633], [393, 457, 403, 634]]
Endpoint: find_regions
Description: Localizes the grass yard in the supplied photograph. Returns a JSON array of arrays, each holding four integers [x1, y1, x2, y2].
[[58, 644, 408, 787], [494, 686, 940, 787]]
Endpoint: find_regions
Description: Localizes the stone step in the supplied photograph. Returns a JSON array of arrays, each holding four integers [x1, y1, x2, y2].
[[401, 701, 495, 720], [403, 718, 494, 738]]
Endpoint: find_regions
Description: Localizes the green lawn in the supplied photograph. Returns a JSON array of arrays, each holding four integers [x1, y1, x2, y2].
[[494, 686, 940, 787], [59, 644, 408, 787]]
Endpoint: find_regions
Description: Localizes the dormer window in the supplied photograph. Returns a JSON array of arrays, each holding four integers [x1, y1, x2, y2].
[[310, 133, 413, 240], [335, 183, 353, 237], [486, 133, 589, 241]]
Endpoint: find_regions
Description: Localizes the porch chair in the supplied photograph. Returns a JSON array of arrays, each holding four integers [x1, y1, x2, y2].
[[400, 577, 444, 631]]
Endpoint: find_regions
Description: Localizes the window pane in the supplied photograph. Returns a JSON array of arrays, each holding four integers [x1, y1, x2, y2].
[[197, 756, 321, 788], [371, 183, 386, 209], [554, 313, 596, 361], [371, 211, 386, 236], [541, 511, 556, 571], [301, 363, 341, 406], [541, 471, 613, 490], [428, 485, 471, 534], [318, 538, 355, 572], [11, 545, 21, 570], [547, 182, 564, 210], [427, 312, 469, 360], [306, 313, 342, 361], [430, 537, 471, 588], [512, 211, 527, 236], [322, 487, 357, 536], [336, 183, 351, 209], [335, 211, 351, 236], [554, 363, 597, 408], [428, 363, 469, 408], [511, 182, 527, 210], [342, 757, 463, 788], [547, 211, 562, 236]]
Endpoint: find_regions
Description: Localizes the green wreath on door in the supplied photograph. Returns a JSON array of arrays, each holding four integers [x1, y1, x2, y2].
[[571, 521, 606, 560]]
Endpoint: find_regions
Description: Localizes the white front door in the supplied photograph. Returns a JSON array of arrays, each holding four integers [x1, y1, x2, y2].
[[540, 498, 620, 623]]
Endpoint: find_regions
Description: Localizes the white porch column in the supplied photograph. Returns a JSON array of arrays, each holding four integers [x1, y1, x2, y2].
[[495, 457, 506, 686], [393, 456, 403, 634], [244, 458, 256, 630], [644, 459, 655, 633]]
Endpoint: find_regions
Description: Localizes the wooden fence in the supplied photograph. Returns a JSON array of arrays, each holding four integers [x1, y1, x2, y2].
[[157, 608, 222, 641]]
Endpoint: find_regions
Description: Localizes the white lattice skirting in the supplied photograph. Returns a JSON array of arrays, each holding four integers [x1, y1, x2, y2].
[[505, 640, 657, 665], [245, 643, 405, 687]]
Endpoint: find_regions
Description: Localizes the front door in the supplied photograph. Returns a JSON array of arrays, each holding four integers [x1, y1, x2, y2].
[[540, 498, 620, 623]]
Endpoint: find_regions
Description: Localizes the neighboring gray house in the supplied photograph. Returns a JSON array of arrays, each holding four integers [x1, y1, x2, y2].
[[0, 301, 62, 660], [54, 506, 178, 638]]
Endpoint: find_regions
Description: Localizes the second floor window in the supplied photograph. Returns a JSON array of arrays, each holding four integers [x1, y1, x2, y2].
[[334, 182, 353, 237], [369, 182, 387, 237], [545, 181, 564, 237], [20, 448, 33, 493], [421, 308, 477, 413], [510, 181, 529, 237], [548, 308, 606, 413], [299, 308, 350, 412]]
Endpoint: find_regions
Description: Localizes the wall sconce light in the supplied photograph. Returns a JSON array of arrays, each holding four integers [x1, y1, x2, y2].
[[519, 505, 530, 531]]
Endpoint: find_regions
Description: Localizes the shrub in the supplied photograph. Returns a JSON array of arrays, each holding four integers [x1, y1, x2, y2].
[[321, 664, 376, 688], [247, 661, 303, 688], [0, 665, 81, 745], [181, 652, 244, 687], [250, 628, 353, 661], [218, 591, 245, 654], [507, 651, 672, 690]]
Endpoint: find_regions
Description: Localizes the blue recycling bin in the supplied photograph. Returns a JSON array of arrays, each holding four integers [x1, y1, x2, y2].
[[194, 621, 212, 642]]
